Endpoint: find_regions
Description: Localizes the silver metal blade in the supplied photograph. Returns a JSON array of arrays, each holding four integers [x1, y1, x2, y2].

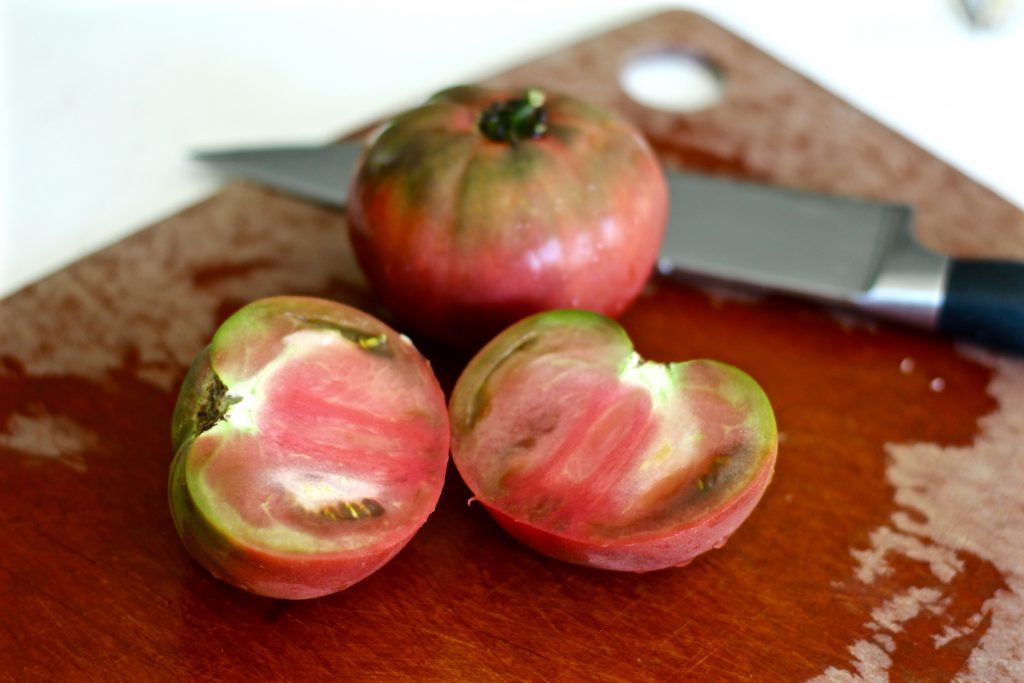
[[193, 142, 948, 328], [661, 172, 947, 328], [663, 172, 902, 296], [194, 143, 359, 207]]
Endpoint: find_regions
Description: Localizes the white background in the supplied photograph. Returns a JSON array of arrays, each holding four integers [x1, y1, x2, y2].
[[2, 0, 1023, 297]]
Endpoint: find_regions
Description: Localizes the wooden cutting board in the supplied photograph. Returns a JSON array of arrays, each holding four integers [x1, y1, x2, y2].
[[3, 10, 1023, 681]]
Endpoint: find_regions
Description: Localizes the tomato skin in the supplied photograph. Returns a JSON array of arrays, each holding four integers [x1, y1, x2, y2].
[[448, 310, 778, 572], [346, 85, 668, 347], [169, 297, 450, 599], [482, 461, 774, 571]]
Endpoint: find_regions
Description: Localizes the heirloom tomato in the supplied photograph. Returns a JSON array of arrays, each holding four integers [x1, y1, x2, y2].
[[346, 85, 668, 347], [448, 310, 777, 572], [169, 297, 449, 599]]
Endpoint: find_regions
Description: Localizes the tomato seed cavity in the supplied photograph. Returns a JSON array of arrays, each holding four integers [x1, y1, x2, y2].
[[284, 313, 391, 357], [318, 498, 386, 521]]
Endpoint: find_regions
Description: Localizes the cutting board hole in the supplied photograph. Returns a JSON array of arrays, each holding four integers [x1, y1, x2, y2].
[[620, 51, 724, 112]]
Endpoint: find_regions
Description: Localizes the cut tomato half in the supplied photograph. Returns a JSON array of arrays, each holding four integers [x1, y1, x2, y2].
[[448, 310, 777, 571], [170, 297, 450, 599]]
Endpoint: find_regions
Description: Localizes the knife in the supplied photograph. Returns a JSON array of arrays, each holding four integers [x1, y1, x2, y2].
[[194, 142, 1024, 354]]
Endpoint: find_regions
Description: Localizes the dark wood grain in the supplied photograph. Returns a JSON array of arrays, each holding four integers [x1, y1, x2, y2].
[[3, 11, 1023, 682]]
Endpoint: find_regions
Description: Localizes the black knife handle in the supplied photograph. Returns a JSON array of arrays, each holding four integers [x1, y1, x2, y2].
[[938, 259, 1024, 355]]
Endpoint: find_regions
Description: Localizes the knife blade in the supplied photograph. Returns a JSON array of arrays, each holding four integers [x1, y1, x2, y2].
[[194, 142, 1024, 354]]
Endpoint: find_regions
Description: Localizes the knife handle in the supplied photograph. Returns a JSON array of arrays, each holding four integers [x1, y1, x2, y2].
[[938, 259, 1024, 355]]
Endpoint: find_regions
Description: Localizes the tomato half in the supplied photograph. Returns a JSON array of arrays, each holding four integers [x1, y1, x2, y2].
[[169, 297, 450, 599], [346, 86, 668, 347], [448, 310, 777, 572]]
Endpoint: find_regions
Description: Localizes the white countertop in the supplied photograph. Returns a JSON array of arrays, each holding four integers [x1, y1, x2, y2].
[[2, 0, 1023, 298]]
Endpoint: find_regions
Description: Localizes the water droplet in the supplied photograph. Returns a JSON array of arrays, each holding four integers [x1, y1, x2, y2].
[[900, 357, 915, 374], [930, 377, 946, 392]]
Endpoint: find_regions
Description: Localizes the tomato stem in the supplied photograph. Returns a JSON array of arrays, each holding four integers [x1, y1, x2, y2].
[[478, 89, 549, 143]]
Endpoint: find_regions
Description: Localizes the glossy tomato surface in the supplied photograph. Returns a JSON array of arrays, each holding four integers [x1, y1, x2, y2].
[[346, 85, 668, 347], [448, 310, 777, 572], [169, 297, 450, 599]]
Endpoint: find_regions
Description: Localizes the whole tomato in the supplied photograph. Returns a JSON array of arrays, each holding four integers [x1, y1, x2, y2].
[[346, 85, 668, 347]]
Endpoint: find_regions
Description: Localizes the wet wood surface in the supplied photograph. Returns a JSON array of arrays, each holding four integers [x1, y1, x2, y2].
[[3, 10, 1023, 682]]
